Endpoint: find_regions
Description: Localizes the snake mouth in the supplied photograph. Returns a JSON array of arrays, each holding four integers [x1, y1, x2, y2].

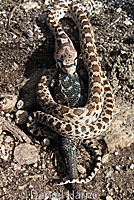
[[58, 63, 77, 74], [63, 62, 76, 68], [61, 65, 77, 74]]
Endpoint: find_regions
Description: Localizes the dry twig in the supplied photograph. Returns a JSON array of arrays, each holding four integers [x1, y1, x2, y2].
[[0, 116, 31, 143]]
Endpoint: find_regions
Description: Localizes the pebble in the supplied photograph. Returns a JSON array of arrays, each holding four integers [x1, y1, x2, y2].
[[42, 163, 46, 169], [123, 19, 132, 26], [44, 0, 51, 5], [102, 154, 109, 163], [106, 170, 113, 178], [51, 196, 58, 200], [12, 163, 21, 170], [121, 50, 127, 54], [37, 33, 44, 39], [43, 138, 50, 146], [21, 2, 39, 10], [33, 163, 38, 168], [29, 184, 34, 189], [16, 100, 24, 109], [12, 34, 17, 39], [18, 184, 27, 190], [26, 29, 34, 38], [44, 194, 49, 200], [14, 143, 40, 165], [106, 196, 113, 200], [129, 164, 134, 170], [0, 95, 17, 113], [128, 157, 132, 160], [23, 172, 29, 176], [0, 11, 6, 14], [5, 113, 10, 118], [115, 166, 120, 171], [77, 164, 86, 174], [5, 135, 14, 143], [116, 8, 122, 13], [12, 62, 19, 70], [114, 152, 118, 156], [1, 144, 5, 152], [0, 125, 2, 135], [118, 85, 122, 89], [34, 24, 40, 32]]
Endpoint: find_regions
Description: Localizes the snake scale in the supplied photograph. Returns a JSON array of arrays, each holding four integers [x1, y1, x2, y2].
[[27, 2, 114, 184]]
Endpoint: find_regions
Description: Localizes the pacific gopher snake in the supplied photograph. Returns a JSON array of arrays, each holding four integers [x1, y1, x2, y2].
[[27, 2, 114, 184]]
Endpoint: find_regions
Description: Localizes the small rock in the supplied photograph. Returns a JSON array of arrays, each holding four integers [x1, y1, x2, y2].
[[123, 19, 132, 26], [129, 164, 134, 170], [16, 100, 24, 109], [15, 110, 28, 124], [116, 8, 122, 13], [128, 157, 132, 160], [42, 163, 46, 169], [18, 184, 27, 190], [34, 24, 41, 32], [23, 172, 29, 176], [3, 188, 6, 193], [43, 138, 50, 146], [106, 196, 113, 200], [77, 164, 86, 174], [106, 170, 113, 178], [0, 95, 17, 113], [12, 163, 21, 170], [5, 113, 11, 121], [51, 198, 58, 200], [121, 50, 127, 54], [14, 143, 40, 165], [114, 152, 118, 156], [44, 0, 50, 5], [37, 33, 44, 39], [115, 166, 120, 171], [0, 123, 2, 134], [5, 135, 14, 143], [29, 185, 34, 189], [102, 154, 109, 163], [33, 162, 38, 168], [1, 144, 5, 152], [26, 29, 34, 38], [44, 194, 50, 200], [12, 33, 17, 39], [12, 62, 19, 70], [21, 2, 39, 10], [0, 135, 4, 144]]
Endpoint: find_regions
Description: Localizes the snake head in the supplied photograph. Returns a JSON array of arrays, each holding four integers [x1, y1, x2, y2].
[[55, 43, 77, 74]]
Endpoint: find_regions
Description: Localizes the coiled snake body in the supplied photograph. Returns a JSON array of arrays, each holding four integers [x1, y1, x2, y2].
[[27, 2, 114, 184]]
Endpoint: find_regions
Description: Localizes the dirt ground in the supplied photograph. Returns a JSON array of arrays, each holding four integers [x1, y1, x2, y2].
[[0, 0, 134, 199]]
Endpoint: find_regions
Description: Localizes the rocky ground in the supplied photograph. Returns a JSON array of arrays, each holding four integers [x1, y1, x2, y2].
[[0, 0, 134, 199]]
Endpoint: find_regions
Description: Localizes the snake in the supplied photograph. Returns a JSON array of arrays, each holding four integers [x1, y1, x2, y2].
[[27, 2, 114, 184]]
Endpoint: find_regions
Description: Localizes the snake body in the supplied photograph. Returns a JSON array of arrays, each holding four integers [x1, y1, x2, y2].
[[27, 2, 114, 184]]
